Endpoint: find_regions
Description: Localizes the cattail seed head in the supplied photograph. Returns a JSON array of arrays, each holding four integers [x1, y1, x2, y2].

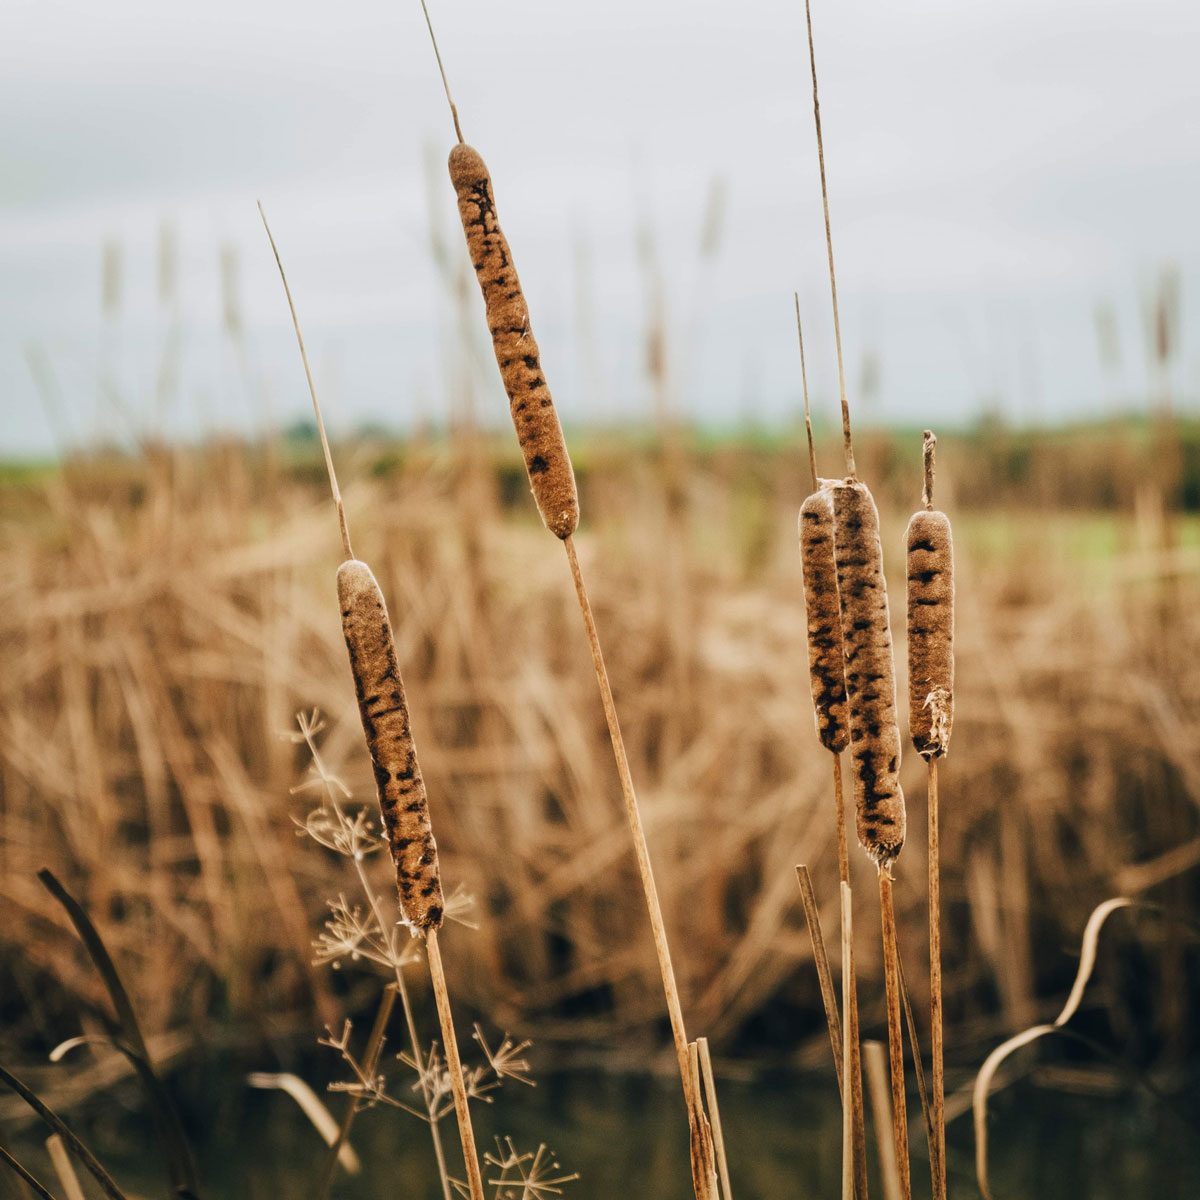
[[831, 480, 906, 864], [798, 487, 849, 753], [448, 143, 579, 539], [337, 559, 444, 931], [906, 510, 954, 758]]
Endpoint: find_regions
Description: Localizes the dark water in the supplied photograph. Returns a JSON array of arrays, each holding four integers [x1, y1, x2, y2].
[[13, 1067, 1200, 1198]]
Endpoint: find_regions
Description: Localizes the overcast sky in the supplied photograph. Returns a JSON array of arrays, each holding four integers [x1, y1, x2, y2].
[[2, 0, 1198, 455]]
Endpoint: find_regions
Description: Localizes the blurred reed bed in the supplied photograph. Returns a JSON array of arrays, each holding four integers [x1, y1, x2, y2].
[[2, 425, 1198, 1079]]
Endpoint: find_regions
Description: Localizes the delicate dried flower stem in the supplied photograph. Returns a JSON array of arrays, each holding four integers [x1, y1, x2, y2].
[[878, 870, 912, 1200], [317, 986, 397, 1200], [426, 928, 485, 1200]]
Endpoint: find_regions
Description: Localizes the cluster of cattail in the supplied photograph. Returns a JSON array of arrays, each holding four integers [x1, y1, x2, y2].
[[793, 3, 957, 1198]]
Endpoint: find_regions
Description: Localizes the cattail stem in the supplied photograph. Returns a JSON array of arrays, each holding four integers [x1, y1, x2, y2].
[[425, 929, 485, 1200], [795, 293, 818, 491], [802, 0, 855, 479], [350, 853, 452, 1200], [928, 758, 946, 1200], [418, 0, 464, 143], [878, 870, 912, 1200], [833, 755, 869, 1200], [563, 535, 691, 1086], [257, 202, 353, 560], [840, 881, 854, 1200], [922, 430, 936, 511]]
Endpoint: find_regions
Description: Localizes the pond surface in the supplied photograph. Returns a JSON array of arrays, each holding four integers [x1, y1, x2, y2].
[[13, 1064, 1200, 1198]]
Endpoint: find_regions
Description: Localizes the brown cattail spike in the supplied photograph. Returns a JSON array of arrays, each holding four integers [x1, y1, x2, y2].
[[338, 559, 444, 931], [799, 487, 849, 754], [448, 143, 580, 539], [907, 433, 954, 759], [832, 480, 906, 863]]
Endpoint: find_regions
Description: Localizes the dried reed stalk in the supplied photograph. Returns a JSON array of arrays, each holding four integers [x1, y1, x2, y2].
[[906, 430, 953, 1200], [863, 1041, 904, 1200], [696, 1039, 734, 1200], [839, 881, 854, 1200], [259, 203, 484, 1200], [878, 871, 911, 1200], [795, 864, 843, 1092], [795, 297, 866, 1199], [421, 9, 718, 1195]]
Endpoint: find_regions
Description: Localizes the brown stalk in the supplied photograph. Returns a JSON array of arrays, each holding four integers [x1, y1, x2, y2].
[[863, 1041, 904, 1200], [795, 864, 844, 1093], [696, 1039, 734, 1200], [426, 928, 486, 1200], [839, 881, 854, 1200], [927, 759, 946, 1199], [878, 870, 912, 1200], [802, 0, 855, 478]]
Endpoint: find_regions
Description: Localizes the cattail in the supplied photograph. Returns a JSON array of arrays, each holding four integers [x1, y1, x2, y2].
[[906, 432, 954, 759], [448, 143, 579, 540], [338, 558, 444, 931], [832, 480, 905, 865], [799, 487, 849, 754]]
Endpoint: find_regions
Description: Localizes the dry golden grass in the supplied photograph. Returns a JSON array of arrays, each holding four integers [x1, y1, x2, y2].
[[1, 436, 1198, 1073]]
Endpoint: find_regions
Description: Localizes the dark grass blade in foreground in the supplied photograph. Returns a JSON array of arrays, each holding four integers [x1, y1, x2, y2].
[[37, 869, 199, 1197]]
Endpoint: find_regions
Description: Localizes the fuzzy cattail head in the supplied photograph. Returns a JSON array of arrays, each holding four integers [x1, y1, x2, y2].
[[906, 432, 954, 758], [798, 486, 849, 753], [832, 480, 906, 864], [448, 143, 579, 540], [337, 559, 444, 931]]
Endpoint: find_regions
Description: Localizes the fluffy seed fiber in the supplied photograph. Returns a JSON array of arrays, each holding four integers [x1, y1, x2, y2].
[[832, 481, 906, 864], [338, 559, 444, 930], [906, 510, 954, 758], [798, 487, 849, 753], [449, 143, 579, 540]]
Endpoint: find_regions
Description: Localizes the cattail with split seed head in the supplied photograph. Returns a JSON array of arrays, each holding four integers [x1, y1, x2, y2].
[[799, 487, 849, 753], [338, 559, 444, 931], [832, 480, 906, 864], [448, 143, 579, 539], [907, 431, 954, 759]]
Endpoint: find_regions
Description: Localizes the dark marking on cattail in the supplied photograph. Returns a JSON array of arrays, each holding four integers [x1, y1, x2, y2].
[[448, 143, 579, 539], [337, 559, 444, 931], [798, 487, 849, 753], [906, 510, 954, 758], [831, 480, 906, 864]]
